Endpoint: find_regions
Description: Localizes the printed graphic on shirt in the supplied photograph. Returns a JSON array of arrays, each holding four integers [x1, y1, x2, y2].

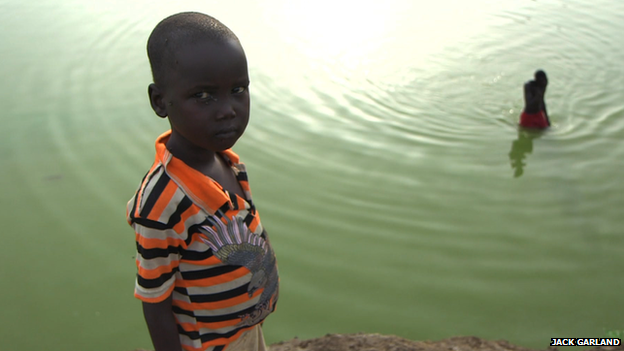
[[199, 215, 279, 327]]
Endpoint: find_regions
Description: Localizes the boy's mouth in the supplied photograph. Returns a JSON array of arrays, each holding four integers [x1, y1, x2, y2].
[[215, 127, 238, 138]]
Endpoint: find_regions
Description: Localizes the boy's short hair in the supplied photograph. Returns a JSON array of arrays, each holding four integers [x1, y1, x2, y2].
[[534, 69, 547, 83], [147, 12, 239, 87]]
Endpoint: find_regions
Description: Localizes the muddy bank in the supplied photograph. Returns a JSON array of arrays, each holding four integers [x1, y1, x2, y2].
[[267, 333, 624, 351], [132, 333, 623, 351]]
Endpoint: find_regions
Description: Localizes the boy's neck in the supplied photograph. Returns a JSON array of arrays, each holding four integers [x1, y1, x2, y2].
[[166, 130, 220, 174]]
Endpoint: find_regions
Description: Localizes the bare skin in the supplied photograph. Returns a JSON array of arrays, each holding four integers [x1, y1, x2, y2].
[[523, 70, 550, 126], [142, 296, 183, 351]]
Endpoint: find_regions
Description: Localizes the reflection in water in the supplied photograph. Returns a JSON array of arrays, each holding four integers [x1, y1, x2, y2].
[[508, 129, 542, 177]]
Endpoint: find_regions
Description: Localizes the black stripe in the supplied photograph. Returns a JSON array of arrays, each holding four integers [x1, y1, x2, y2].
[[165, 196, 193, 228], [185, 222, 214, 247], [214, 346, 225, 351], [189, 283, 249, 303], [200, 323, 254, 343], [173, 286, 188, 295], [133, 217, 172, 230], [181, 265, 241, 280], [243, 212, 254, 227], [172, 301, 254, 323], [137, 268, 178, 289], [178, 325, 244, 343], [228, 192, 238, 210], [180, 246, 214, 261], [136, 242, 180, 259], [217, 201, 231, 214], [129, 194, 140, 222], [194, 216, 220, 228], [129, 167, 159, 221], [140, 172, 171, 218], [236, 172, 248, 182], [134, 166, 164, 220]]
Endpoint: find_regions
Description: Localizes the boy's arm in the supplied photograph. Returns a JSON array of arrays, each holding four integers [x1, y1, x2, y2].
[[543, 106, 550, 126], [143, 295, 184, 351], [523, 81, 533, 105]]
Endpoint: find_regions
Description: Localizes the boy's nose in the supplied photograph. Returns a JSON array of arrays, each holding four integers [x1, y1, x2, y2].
[[215, 99, 236, 120]]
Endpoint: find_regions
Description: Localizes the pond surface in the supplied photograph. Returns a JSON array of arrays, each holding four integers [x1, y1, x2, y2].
[[1, 0, 623, 350]]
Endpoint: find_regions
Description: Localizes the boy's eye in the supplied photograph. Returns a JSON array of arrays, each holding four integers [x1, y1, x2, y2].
[[194, 91, 216, 101], [232, 86, 246, 94]]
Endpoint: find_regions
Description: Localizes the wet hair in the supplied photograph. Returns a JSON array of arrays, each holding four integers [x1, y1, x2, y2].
[[147, 12, 239, 87]]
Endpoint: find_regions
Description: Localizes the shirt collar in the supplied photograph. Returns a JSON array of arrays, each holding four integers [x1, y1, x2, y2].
[[154, 130, 242, 215]]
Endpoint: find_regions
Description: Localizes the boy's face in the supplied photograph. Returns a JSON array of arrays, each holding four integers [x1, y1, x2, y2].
[[154, 38, 250, 152]]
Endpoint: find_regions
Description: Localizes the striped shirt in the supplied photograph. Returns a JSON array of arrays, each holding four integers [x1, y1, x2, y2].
[[126, 130, 279, 351]]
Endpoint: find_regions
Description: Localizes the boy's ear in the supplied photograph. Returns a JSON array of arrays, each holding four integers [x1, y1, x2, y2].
[[148, 83, 168, 118]]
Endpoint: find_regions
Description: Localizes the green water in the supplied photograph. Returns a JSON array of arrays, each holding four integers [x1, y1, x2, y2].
[[1, 0, 623, 350]]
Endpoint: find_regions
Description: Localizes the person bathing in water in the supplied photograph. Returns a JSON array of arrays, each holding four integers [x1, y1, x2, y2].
[[519, 70, 550, 128]]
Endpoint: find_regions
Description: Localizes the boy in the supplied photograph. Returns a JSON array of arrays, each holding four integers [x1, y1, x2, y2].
[[519, 70, 550, 128], [126, 12, 279, 351]]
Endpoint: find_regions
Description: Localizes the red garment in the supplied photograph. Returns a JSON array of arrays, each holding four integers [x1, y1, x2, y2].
[[519, 110, 549, 128]]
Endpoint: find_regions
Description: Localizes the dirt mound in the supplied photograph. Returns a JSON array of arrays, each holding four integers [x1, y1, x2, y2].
[[267, 333, 624, 351], [130, 333, 623, 351]]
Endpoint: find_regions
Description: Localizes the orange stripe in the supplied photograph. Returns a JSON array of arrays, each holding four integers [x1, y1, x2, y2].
[[235, 196, 246, 210], [179, 255, 222, 266], [147, 180, 178, 221], [248, 214, 260, 232], [180, 326, 253, 351], [175, 288, 263, 311], [173, 203, 201, 234], [177, 266, 250, 288], [182, 344, 204, 351], [221, 149, 240, 164], [167, 157, 228, 213], [136, 232, 186, 249], [138, 259, 180, 279]]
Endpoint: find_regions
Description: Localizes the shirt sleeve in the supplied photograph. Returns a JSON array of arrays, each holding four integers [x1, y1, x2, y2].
[[132, 220, 184, 303], [126, 166, 189, 303]]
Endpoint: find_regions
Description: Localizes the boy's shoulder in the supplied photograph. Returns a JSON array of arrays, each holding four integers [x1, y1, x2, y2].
[[127, 142, 247, 229], [126, 158, 188, 228]]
